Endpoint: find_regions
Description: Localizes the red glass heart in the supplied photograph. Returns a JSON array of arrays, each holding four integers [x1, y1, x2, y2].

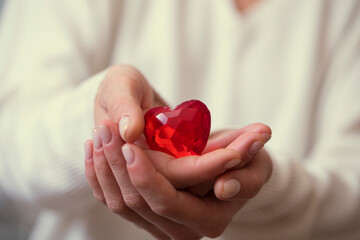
[[144, 100, 211, 158]]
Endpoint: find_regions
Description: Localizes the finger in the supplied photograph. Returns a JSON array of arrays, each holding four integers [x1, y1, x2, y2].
[[185, 130, 270, 196], [92, 128, 126, 211], [186, 131, 269, 196], [101, 65, 153, 142], [96, 120, 128, 188], [96, 120, 144, 204], [181, 132, 265, 196], [186, 180, 216, 197], [95, 121, 142, 205], [214, 149, 273, 200], [124, 143, 239, 238], [204, 123, 271, 153], [97, 121, 201, 239], [226, 131, 268, 169], [92, 128, 171, 239], [84, 139, 105, 203], [148, 148, 241, 189]]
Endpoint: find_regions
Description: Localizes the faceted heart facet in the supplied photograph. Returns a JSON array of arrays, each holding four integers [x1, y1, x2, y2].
[[144, 100, 211, 158]]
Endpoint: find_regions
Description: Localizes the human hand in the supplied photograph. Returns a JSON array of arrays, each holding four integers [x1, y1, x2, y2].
[[85, 121, 272, 239], [186, 123, 272, 196], [93, 63, 271, 196], [94, 64, 167, 142]]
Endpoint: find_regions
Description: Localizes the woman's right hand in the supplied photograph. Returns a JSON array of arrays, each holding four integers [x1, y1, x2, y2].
[[94, 64, 167, 143]]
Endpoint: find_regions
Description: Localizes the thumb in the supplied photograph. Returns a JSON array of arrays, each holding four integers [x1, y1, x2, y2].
[[99, 65, 153, 142]]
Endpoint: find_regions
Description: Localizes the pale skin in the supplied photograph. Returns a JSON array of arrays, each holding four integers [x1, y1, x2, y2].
[[234, 0, 261, 13], [84, 64, 273, 239]]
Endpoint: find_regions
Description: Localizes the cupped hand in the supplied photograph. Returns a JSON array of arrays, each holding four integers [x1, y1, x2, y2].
[[84, 120, 272, 239], [122, 141, 272, 238], [88, 64, 273, 238], [186, 123, 271, 196]]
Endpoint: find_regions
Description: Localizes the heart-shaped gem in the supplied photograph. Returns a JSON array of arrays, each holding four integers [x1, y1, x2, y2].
[[144, 100, 211, 158]]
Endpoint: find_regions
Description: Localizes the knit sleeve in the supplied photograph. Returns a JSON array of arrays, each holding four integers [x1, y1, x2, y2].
[[227, 69, 360, 238], [225, 2, 360, 239], [0, 0, 118, 212]]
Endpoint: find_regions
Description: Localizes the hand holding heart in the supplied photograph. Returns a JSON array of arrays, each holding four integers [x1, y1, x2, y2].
[[93, 64, 168, 143], [86, 64, 273, 239]]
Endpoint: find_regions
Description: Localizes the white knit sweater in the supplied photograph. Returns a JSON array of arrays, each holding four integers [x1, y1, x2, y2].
[[0, 0, 359, 239]]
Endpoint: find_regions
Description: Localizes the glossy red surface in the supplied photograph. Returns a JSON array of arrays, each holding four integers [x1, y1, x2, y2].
[[144, 100, 211, 158]]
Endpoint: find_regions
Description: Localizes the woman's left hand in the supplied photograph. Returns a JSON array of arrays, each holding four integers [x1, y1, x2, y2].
[[85, 121, 273, 239]]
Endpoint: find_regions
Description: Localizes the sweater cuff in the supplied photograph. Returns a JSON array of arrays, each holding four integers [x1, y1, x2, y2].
[[42, 70, 107, 210]]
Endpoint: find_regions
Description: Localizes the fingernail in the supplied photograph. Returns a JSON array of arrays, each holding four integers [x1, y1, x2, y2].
[[222, 179, 241, 198], [224, 159, 241, 169], [262, 133, 271, 142], [98, 125, 112, 145], [92, 128, 102, 150], [248, 141, 264, 156], [84, 140, 93, 159], [119, 116, 130, 141], [122, 144, 134, 165]]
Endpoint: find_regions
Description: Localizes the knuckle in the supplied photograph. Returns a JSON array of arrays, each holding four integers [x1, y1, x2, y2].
[[107, 97, 140, 122], [93, 193, 106, 204], [132, 175, 153, 190], [123, 193, 147, 212], [102, 150, 123, 167], [93, 160, 109, 176], [106, 156, 122, 168], [151, 204, 174, 217], [107, 64, 143, 84], [85, 168, 96, 180], [106, 199, 126, 214], [108, 102, 124, 121], [101, 64, 145, 100]]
